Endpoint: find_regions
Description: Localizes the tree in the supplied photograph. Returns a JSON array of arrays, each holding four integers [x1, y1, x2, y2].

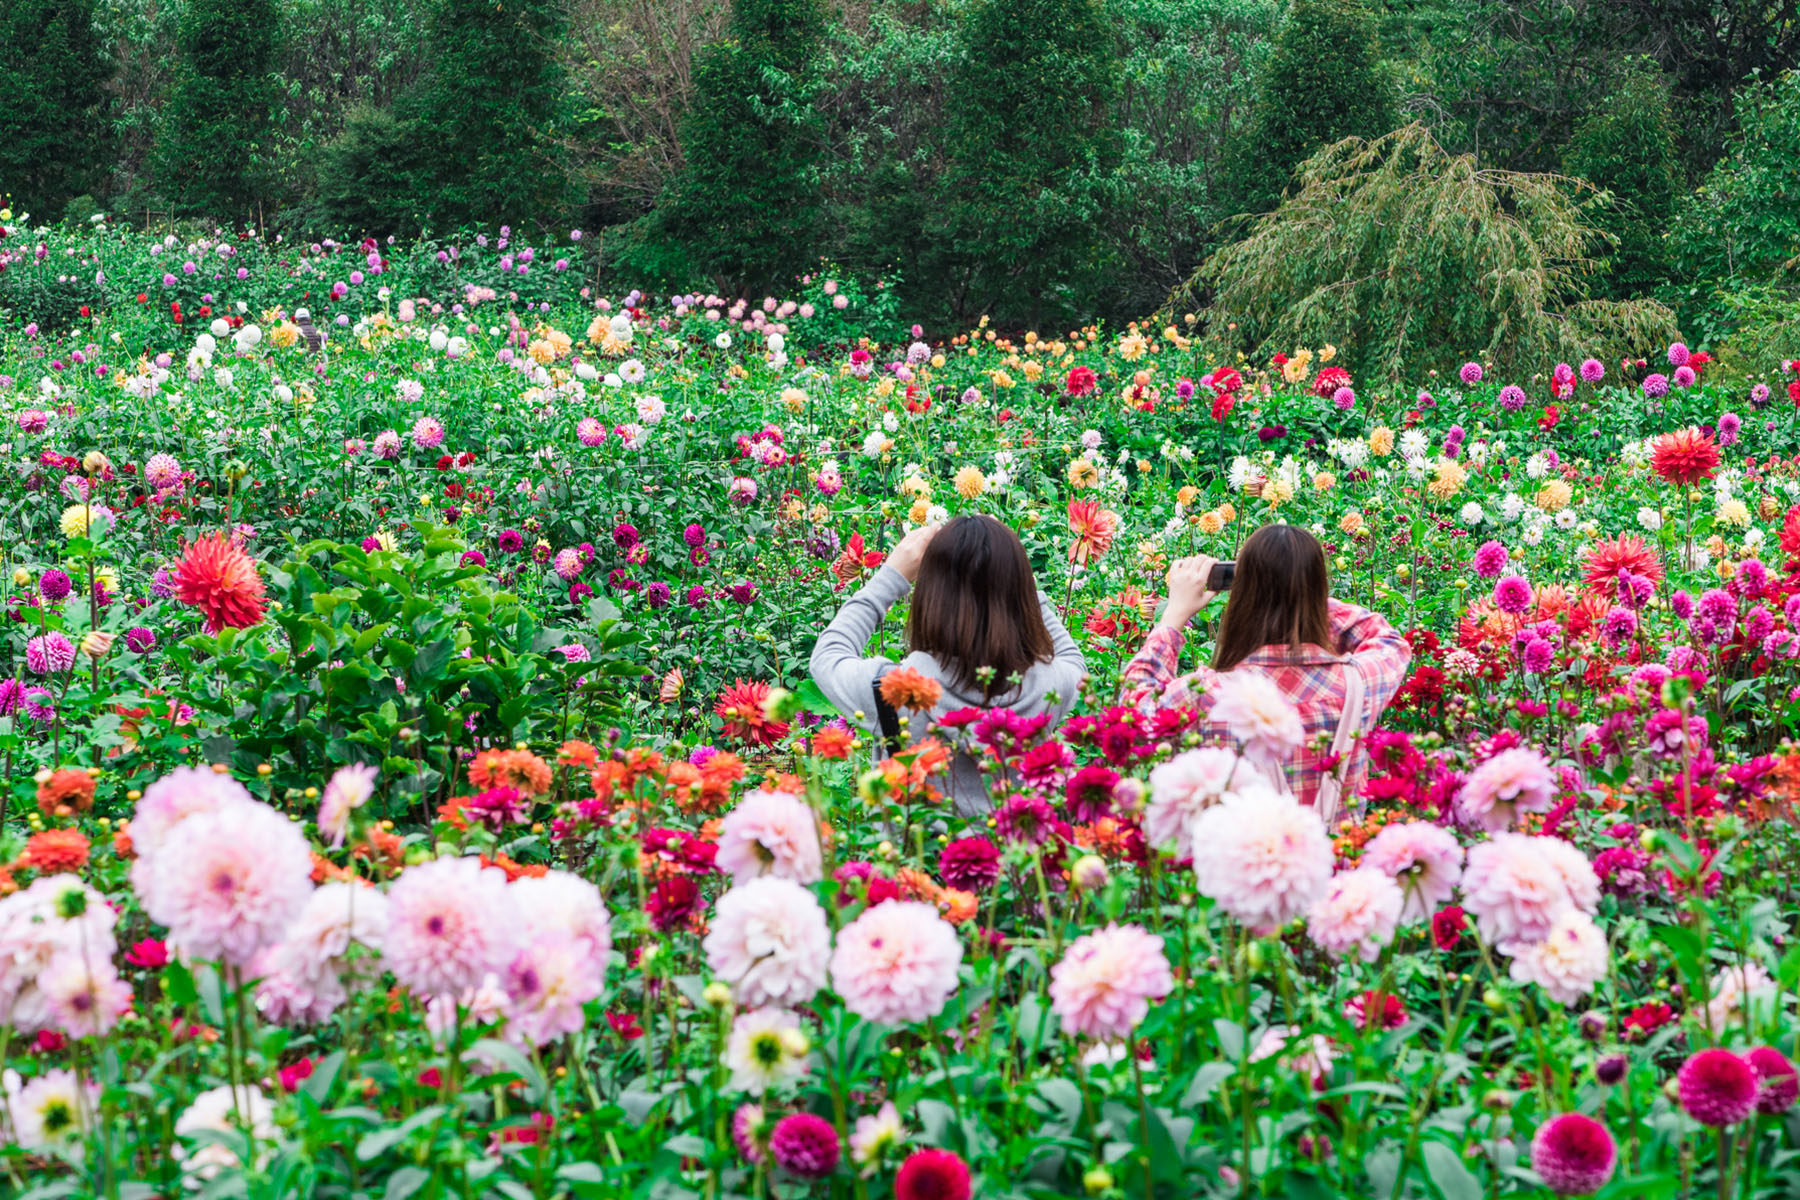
[[1183, 124, 1678, 382], [1227, 0, 1395, 215], [635, 0, 830, 292], [411, 0, 572, 231], [1668, 70, 1800, 338], [0, 0, 111, 217], [1562, 63, 1681, 299], [929, 0, 1123, 324], [155, 0, 278, 219]]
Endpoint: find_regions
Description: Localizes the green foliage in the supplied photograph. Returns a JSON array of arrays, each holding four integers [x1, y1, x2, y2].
[[1227, 0, 1395, 215], [1669, 70, 1800, 343], [410, 0, 573, 232], [1562, 63, 1681, 300], [631, 0, 830, 292], [314, 104, 436, 236], [929, 0, 1123, 324], [0, 0, 111, 219], [1187, 123, 1680, 381], [155, 0, 280, 220]]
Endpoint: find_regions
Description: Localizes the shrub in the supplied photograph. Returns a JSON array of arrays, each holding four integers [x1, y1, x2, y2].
[[1563, 62, 1681, 300], [154, 0, 278, 220]]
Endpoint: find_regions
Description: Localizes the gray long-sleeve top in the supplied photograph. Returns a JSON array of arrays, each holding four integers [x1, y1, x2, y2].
[[808, 564, 1088, 813]]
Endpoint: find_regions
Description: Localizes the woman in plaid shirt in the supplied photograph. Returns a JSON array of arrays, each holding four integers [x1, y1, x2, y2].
[[1119, 524, 1412, 820]]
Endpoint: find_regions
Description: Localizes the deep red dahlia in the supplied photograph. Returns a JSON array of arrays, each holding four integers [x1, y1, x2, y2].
[[1650, 427, 1722, 486]]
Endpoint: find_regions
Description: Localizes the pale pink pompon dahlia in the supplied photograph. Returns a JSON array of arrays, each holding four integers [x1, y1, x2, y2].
[[829, 899, 963, 1025], [1460, 832, 1598, 948], [702, 876, 832, 1008], [1048, 922, 1174, 1040], [1190, 785, 1334, 934], [1306, 868, 1404, 963], [384, 856, 516, 999], [1359, 820, 1464, 924], [715, 790, 825, 887]]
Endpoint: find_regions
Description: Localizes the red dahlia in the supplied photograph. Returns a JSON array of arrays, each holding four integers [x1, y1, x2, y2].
[[1650, 427, 1721, 486]]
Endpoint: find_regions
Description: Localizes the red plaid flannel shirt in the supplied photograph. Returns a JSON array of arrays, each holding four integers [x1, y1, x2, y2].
[[1120, 600, 1413, 813]]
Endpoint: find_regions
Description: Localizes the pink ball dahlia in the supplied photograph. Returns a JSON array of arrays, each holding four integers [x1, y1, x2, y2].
[[1306, 868, 1404, 963], [1359, 821, 1464, 924], [1144, 747, 1271, 859], [702, 876, 831, 1008], [715, 790, 823, 887], [769, 1112, 839, 1178], [1048, 923, 1174, 1039], [140, 796, 314, 966], [1190, 786, 1334, 933], [829, 900, 962, 1025], [1678, 1048, 1759, 1127], [1460, 833, 1598, 947], [1455, 747, 1557, 832], [895, 1148, 972, 1200], [384, 856, 515, 998], [502, 930, 606, 1047], [1530, 1113, 1616, 1195], [512, 869, 613, 966], [1207, 672, 1305, 758], [1507, 910, 1608, 1005], [1748, 1046, 1799, 1114]]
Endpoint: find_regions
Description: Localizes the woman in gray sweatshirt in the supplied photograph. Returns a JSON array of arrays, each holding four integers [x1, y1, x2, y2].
[[808, 515, 1088, 813]]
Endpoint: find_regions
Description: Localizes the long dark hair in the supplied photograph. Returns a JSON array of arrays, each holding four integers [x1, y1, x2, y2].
[[908, 515, 1055, 698], [1212, 524, 1331, 671]]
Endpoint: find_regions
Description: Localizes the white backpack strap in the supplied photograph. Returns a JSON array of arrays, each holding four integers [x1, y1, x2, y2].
[[1315, 658, 1367, 829]]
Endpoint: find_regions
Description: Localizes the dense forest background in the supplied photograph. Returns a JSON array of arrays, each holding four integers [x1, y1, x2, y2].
[[3, 0, 1800, 352]]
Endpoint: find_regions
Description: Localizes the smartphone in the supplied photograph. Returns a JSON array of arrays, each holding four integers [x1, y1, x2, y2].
[[1207, 561, 1236, 592]]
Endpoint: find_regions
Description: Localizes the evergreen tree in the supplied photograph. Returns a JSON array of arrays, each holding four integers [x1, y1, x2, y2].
[[1229, 0, 1395, 215], [156, 0, 278, 220], [1563, 63, 1681, 299], [642, 0, 829, 292], [930, 0, 1122, 324], [412, 0, 572, 231], [0, 0, 111, 217]]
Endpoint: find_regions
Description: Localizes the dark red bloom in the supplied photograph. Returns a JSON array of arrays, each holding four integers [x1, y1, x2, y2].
[[939, 837, 1001, 892], [1431, 906, 1466, 951], [896, 1148, 972, 1200]]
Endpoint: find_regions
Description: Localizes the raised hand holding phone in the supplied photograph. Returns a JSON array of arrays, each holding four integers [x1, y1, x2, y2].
[[1157, 554, 1224, 630]]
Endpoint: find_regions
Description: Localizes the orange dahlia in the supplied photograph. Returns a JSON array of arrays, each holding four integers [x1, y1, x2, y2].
[[1067, 499, 1120, 565], [879, 666, 943, 711], [21, 828, 90, 874], [1651, 427, 1722, 487], [175, 533, 268, 633], [468, 748, 553, 796], [1582, 534, 1665, 594], [715, 680, 790, 747], [36, 768, 96, 816]]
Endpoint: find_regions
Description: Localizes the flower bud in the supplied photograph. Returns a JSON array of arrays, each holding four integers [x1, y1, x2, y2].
[[1082, 1167, 1114, 1195], [80, 630, 115, 660], [1071, 854, 1109, 892], [703, 981, 733, 1008]]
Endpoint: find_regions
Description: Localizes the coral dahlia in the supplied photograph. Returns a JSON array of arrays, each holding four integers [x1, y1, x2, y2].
[[175, 533, 267, 633], [1650, 427, 1721, 487]]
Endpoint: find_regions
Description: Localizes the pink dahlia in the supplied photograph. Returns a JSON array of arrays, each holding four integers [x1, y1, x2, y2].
[[502, 930, 606, 1047], [1048, 923, 1174, 1039], [702, 877, 831, 1008], [316, 762, 377, 849], [511, 870, 613, 966], [715, 790, 823, 886], [39, 952, 133, 1037], [1208, 672, 1305, 758], [1678, 1048, 1758, 1126], [1144, 747, 1272, 859], [1461, 833, 1598, 947], [896, 1149, 972, 1200], [829, 900, 963, 1025], [938, 837, 1001, 892], [1455, 747, 1557, 832], [769, 1112, 839, 1178], [1508, 910, 1608, 1004], [1748, 1046, 1799, 1114], [1190, 786, 1334, 933], [1306, 868, 1404, 963], [141, 796, 314, 966], [384, 856, 515, 998], [1530, 1113, 1616, 1195], [1359, 821, 1464, 924]]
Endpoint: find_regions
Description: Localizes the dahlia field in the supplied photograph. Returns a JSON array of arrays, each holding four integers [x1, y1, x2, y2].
[[6, 219, 1800, 1199]]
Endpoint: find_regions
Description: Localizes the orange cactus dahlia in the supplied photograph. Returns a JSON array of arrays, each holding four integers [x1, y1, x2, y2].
[[175, 533, 268, 633]]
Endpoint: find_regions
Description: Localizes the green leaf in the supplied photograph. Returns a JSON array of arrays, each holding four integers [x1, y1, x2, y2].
[[384, 1166, 430, 1200], [1422, 1140, 1484, 1200], [1180, 1061, 1236, 1106], [796, 678, 837, 715]]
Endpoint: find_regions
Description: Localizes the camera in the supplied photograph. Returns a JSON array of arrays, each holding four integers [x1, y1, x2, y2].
[[1207, 561, 1236, 592]]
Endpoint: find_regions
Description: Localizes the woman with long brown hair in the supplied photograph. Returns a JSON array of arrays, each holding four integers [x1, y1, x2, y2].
[[1119, 523, 1411, 822], [810, 515, 1087, 812]]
